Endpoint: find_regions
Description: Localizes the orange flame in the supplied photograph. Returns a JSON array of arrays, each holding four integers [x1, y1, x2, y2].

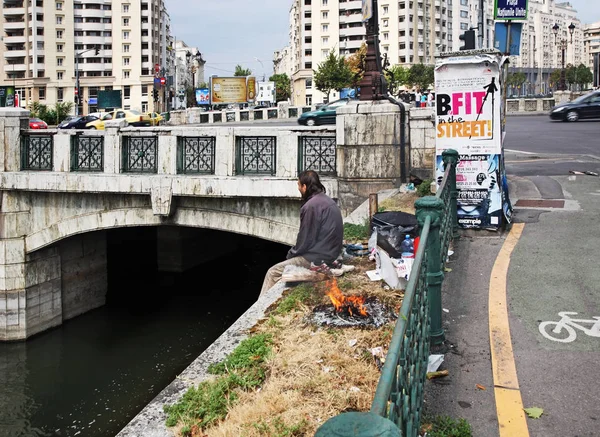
[[324, 278, 368, 317]]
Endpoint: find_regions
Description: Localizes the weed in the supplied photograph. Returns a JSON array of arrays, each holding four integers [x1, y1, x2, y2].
[[422, 415, 472, 437], [248, 416, 309, 437], [337, 277, 354, 291], [343, 220, 371, 241], [272, 284, 319, 315], [164, 334, 273, 433], [417, 179, 434, 197]]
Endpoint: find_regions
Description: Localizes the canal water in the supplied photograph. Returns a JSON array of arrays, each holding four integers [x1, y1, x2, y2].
[[0, 228, 288, 437]]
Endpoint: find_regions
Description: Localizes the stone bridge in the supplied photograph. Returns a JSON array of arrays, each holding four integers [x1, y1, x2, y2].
[[0, 103, 436, 340]]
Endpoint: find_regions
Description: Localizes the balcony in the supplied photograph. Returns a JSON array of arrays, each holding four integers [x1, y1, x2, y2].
[[339, 26, 364, 37], [3, 35, 26, 44], [4, 62, 26, 73], [3, 49, 26, 58], [3, 6, 25, 15], [3, 20, 25, 30]]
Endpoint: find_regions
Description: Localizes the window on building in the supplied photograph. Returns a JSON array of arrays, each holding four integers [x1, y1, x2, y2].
[[123, 85, 131, 99], [37, 41, 44, 49], [383, 6, 389, 14], [322, 11, 328, 20], [57, 58, 63, 66], [39, 87, 46, 100], [37, 56, 44, 63], [322, 24, 328, 32], [56, 2, 62, 10], [74, 16, 83, 23], [123, 31, 130, 39], [322, 36, 329, 44], [460, 10, 468, 18], [123, 44, 130, 53], [460, 22, 468, 30], [142, 85, 148, 96], [322, 0, 327, 5], [57, 44, 63, 52], [322, 49, 328, 57], [56, 30, 63, 39], [123, 70, 130, 79], [56, 16, 62, 24], [57, 87, 64, 102], [123, 18, 129, 26], [460, 0, 468, 5], [306, 95, 312, 106], [306, 78, 312, 89], [383, 32, 389, 40], [123, 4, 129, 13], [383, 19, 388, 27], [305, 62, 312, 69], [57, 72, 63, 80], [123, 57, 130, 66]]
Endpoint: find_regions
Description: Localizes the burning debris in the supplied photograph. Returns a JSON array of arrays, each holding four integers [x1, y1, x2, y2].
[[309, 279, 395, 328]]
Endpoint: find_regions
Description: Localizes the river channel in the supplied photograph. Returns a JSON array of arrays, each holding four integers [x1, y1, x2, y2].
[[0, 227, 288, 437]]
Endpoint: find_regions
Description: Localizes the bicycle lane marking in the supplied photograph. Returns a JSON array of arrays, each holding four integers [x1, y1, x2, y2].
[[489, 223, 529, 437]]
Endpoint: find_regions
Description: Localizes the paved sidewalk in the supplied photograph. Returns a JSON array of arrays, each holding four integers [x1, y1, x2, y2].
[[425, 174, 600, 436]]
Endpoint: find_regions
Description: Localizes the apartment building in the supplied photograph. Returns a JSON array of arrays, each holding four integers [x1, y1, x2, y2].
[[1, 0, 173, 114], [583, 21, 600, 87], [288, 0, 451, 105]]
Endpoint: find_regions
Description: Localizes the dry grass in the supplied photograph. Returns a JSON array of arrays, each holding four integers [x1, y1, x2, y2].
[[379, 191, 419, 215], [192, 258, 401, 437]]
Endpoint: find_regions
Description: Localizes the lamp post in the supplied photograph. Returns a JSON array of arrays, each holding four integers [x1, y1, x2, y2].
[[75, 45, 100, 116], [552, 22, 575, 91]]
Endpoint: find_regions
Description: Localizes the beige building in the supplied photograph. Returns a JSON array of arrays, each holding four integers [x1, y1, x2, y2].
[[583, 21, 600, 86], [1, 0, 173, 115], [288, 0, 451, 105]]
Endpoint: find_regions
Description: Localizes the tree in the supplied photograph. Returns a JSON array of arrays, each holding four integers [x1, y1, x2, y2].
[[198, 81, 209, 89], [345, 43, 367, 89], [186, 87, 197, 108], [29, 101, 73, 125], [407, 64, 434, 91], [575, 63, 593, 90], [269, 73, 291, 102], [549, 69, 562, 89], [385, 65, 410, 97], [234, 65, 252, 77], [313, 50, 353, 102]]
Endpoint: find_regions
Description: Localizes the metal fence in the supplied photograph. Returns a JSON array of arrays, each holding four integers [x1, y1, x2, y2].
[[20, 134, 54, 171], [177, 136, 216, 174], [121, 136, 158, 173], [316, 149, 459, 437], [71, 135, 104, 172], [298, 135, 337, 176], [235, 136, 276, 175]]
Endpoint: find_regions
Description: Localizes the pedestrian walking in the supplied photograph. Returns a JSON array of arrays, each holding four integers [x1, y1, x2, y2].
[[260, 170, 344, 296], [427, 92, 434, 107], [415, 90, 422, 108]]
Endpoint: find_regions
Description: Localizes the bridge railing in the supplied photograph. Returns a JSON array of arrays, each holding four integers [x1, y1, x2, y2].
[[315, 149, 459, 437], [18, 127, 337, 180]]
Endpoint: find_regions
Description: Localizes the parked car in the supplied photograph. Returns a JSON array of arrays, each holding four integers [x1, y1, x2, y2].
[[297, 98, 353, 126], [29, 118, 48, 129], [58, 115, 100, 129], [146, 112, 163, 126], [86, 109, 151, 130], [549, 90, 600, 122]]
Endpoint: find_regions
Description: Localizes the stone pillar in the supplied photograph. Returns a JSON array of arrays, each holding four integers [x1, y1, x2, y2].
[[553, 90, 573, 105], [0, 108, 30, 172], [336, 100, 404, 215], [408, 107, 436, 181], [0, 238, 28, 341]]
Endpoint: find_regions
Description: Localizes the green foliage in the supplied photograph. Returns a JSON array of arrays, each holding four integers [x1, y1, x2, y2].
[[345, 42, 367, 88], [566, 63, 594, 89], [186, 87, 197, 108], [269, 73, 292, 102], [506, 72, 527, 87], [234, 64, 252, 77], [198, 81, 209, 89], [407, 63, 434, 91], [29, 101, 74, 125], [417, 179, 434, 197], [385, 64, 410, 96], [314, 50, 354, 102], [425, 416, 473, 437], [164, 334, 272, 432], [272, 284, 318, 315], [248, 416, 309, 437], [549, 69, 562, 88], [343, 220, 370, 241]]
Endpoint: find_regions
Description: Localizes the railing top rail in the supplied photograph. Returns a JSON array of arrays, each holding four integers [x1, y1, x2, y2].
[[370, 215, 432, 416], [436, 162, 451, 200]]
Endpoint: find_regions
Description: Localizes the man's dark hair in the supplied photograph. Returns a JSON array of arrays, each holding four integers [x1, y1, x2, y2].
[[298, 170, 326, 200]]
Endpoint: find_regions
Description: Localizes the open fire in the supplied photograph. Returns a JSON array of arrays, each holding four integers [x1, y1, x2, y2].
[[324, 279, 368, 317]]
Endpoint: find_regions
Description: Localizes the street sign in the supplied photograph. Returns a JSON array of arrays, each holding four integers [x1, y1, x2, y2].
[[362, 0, 373, 22], [154, 77, 161, 87], [160, 77, 166, 86], [494, 0, 528, 21], [494, 22, 523, 55]]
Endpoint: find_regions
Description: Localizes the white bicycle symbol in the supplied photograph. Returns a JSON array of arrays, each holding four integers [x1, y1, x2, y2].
[[539, 312, 600, 343]]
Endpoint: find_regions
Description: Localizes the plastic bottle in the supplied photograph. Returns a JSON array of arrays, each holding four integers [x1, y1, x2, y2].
[[400, 235, 413, 257]]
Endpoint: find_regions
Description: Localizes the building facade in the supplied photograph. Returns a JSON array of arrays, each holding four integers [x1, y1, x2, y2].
[[583, 21, 600, 87], [1, 0, 173, 114], [172, 39, 205, 110]]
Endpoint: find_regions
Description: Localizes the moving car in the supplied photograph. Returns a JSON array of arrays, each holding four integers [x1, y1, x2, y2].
[[146, 112, 163, 126], [86, 109, 151, 130], [58, 115, 100, 129], [549, 90, 600, 122], [297, 98, 353, 126], [29, 118, 48, 129]]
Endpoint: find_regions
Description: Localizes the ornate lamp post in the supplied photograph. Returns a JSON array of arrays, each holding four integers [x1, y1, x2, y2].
[[358, 0, 386, 101], [552, 22, 575, 91]]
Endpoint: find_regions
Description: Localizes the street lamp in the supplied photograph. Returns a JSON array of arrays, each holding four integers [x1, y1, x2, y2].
[[552, 22, 576, 91], [186, 50, 203, 89], [75, 45, 100, 116]]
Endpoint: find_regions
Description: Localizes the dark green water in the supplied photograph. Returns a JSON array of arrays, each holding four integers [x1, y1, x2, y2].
[[0, 228, 287, 437]]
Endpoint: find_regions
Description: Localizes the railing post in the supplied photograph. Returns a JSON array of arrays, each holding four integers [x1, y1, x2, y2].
[[315, 411, 401, 437], [442, 148, 459, 239], [416, 196, 445, 345]]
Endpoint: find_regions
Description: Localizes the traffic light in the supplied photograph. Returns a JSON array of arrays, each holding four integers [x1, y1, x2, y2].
[[153, 89, 159, 102], [74, 87, 79, 104], [459, 29, 476, 51]]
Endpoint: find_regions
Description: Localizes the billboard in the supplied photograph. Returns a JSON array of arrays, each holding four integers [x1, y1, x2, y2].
[[98, 90, 122, 109], [494, 0, 528, 20], [247, 77, 256, 102], [257, 81, 275, 103], [434, 51, 512, 230], [195, 88, 210, 105], [0, 86, 16, 107], [210, 77, 248, 104]]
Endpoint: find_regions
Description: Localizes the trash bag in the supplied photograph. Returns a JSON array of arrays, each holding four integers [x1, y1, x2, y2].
[[371, 211, 418, 258]]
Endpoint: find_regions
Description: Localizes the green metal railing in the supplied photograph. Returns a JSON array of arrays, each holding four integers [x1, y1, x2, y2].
[[315, 149, 458, 437]]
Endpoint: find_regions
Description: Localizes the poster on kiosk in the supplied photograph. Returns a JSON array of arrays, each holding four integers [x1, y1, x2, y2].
[[434, 50, 513, 230]]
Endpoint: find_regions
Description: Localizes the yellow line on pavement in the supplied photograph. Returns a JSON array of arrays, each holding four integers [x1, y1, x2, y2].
[[489, 223, 529, 437]]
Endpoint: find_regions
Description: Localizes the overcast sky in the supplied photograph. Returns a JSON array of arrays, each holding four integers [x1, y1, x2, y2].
[[166, 0, 599, 80]]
